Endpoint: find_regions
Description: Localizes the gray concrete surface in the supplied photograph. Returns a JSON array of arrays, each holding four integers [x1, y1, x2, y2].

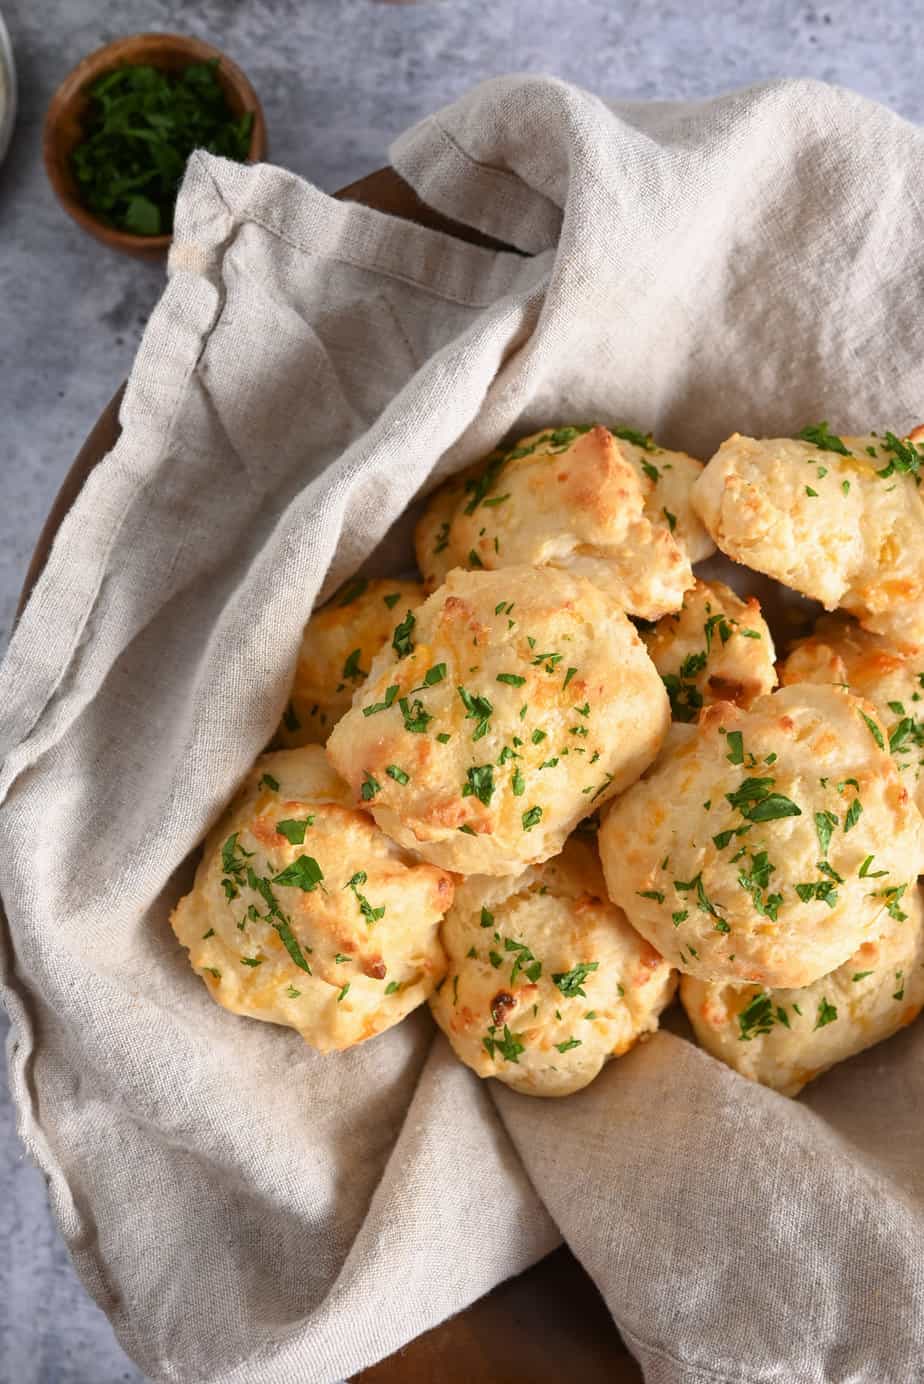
[[0, 1, 920, 1379]]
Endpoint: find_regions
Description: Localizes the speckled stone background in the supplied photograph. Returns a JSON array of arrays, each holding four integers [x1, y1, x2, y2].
[[0, 2, 920, 1379]]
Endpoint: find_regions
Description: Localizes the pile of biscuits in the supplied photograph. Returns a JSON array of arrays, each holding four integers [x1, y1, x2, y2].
[[172, 422, 924, 1098]]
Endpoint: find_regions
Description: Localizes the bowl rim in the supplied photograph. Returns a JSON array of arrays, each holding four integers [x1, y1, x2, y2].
[[0, 8, 17, 165], [43, 30, 267, 252]]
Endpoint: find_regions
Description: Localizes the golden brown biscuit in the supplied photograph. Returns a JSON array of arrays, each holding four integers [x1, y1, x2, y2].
[[414, 424, 714, 618], [277, 578, 425, 746], [430, 836, 677, 1096], [326, 566, 670, 875], [171, 747, 452, 1050], [692, 427, 924, 646], [681, 886, 924, 1096], [642, 578, 776, 721], [598, 685, 924, 988], [780, 613, 924, 814]]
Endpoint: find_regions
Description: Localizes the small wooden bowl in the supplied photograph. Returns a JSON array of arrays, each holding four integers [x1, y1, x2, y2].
[[43, 32, 267, 260]]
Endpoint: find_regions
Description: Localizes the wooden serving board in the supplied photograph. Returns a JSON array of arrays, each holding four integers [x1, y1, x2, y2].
[[20, 166, 643, 1384]]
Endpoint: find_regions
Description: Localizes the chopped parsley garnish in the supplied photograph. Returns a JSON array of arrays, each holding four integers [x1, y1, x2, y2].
[[481, 907, 494, 929], [893, 971, 905, 1001], [423, 663, 447, 686], [674, 872, 726, 927], [876, 431, 923, 481], [805, 486, 818, 498], [703, 613, 734, 652], [814, 809, 838, 858], [737, 851, 783, 920], [436, 731, 451, 744], [391, 610, 416, 658], [563, 666, 578, 690], [462, 764, 495, 806], [241, 956, 263, 967], [463, 452, 507, 514], [505, 936, 541, 984], [385, 980, 400, 994], [496, 673, 527, 687], [859, 710, 885, 749], [844, 798, 862, 832], [795, 879, 838, 907], [661, 672, 704, 723], [433, 521, 450, 554], [737, 992, 775, 1041], [342, 648, 365, 681], [852, 971, 873, 983], [458, 686, 493, 739], [286, 985, 301, 998], [361, 771, 382, 800], [337, 577, 369, 606], [521, 805, 543, 832], [363, 684, 399, 716], [337, 983, 350, 1003], [725, 731, 744, 765], [878, 883, 908, 921], [552, 961, 599, 998], [383, 591, 402, 609], [386, 765, 410, 785], [889, 716, 924, 754], [814, 998, 838, 1029], [859, 854, 888, 879], [662, 507, 677, 532], [273, 916, 312, 973], [276, 818, 309, 845], [555, 1037, 582, 1053], [345, 871, 386, 924], [483, 1024, 525, 1064], [798, 422, 850, 455], [259, 773, 280, 791], [272, 855, 324, 892], [511, 767, 525, 796], [399, 697, 432, 733], [282, 702, 301, 732], [612, 424, 657, 453], [468, 548, 485, 569], [725, 776, 801, 822], [637, 889, 665, 903], [531, 729, 547, 744]]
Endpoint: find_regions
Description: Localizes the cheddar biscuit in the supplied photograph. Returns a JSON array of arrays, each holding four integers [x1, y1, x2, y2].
[[692, 428, 924, 646], [642, 578, 776, 721], [681, 885, 924, 1096], [415, 425, 714, 619], [277, 578, 425, 746], [171, 747, 452, 1050], [598, 685, 924, 988], [430, 836, 677, 1096], [780, 612, 924, 813], [326, 566, 670, 875]]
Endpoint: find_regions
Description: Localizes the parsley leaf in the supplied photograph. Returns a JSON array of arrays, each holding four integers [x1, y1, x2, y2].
[[391, 611, 416, 658], [552, 961, 599, 998], [276, 819, 308, 845], [272, 855, 324, 892], [798, 422, 850, 455]]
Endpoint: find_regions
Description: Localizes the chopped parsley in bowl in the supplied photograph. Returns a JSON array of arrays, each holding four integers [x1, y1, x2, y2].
[[70, 59, 253, 237]]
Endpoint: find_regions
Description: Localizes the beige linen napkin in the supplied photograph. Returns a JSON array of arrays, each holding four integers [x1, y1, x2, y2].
[[2, 75, 923, 1384]]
